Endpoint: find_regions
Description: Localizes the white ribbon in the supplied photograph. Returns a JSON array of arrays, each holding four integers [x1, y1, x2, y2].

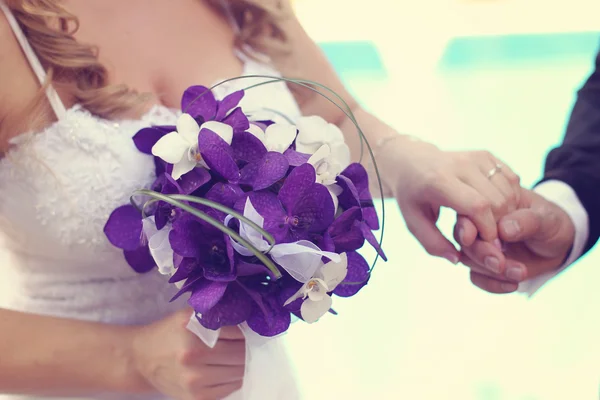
[[186, 314, 300, 400]]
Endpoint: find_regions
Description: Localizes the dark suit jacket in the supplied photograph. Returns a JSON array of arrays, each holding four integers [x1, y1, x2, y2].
[[543, 51, 600, 256]]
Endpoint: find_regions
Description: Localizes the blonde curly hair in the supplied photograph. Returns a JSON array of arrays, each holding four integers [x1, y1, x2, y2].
[[4, 0, 289, 120]]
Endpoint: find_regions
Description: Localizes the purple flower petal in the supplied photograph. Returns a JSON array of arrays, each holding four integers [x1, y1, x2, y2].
[[329, 207, 362, 236], [202, 236, 237, 282], [336, 174, 360, 209], [359, 221, 387, 261], [292, 183, 335, 234], [104, 205, 143, 251], [169, 257, 201, 283], [334, 251, 370, 297], [237, 261, 275, 278], [182, 85, 217, 121], [283, 149, 311, 167], [216, 90, 244, 120], [252, 152, 289, 191], [363, 206, 380, 230], [278, 163, 316, 212], [247, 295, 291, 337], [123, 246, 155, 273], [188, 280, 229, 314], [133, 126, 172, 155], [198, 129, 240, 181], [222, 107, 249, 132], [238, 162, 259, 187], [341, 164, 378, 224], [319, 232, 336, 253], [328, 207, 365, 252], [170, 271, 205, 302], [231, 132, 267, 164], [179, 168, 211, 194], [204, 183, 244, 209], [169, 215, 206, 258], [248, 191, 287, 241], [198, 282, 253, 329], [278, 278, 303, 313]]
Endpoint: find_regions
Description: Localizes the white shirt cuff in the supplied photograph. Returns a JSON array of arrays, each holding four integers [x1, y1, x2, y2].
[[517, 180, 589, 296]]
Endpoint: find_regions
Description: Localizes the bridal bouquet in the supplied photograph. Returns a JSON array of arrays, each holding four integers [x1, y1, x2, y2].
[[104, 78, 386, 399]]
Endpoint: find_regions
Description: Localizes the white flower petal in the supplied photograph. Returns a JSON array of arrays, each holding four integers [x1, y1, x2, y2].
[[325, 123, 345, 146], [247, 124, 266, 142], [264, 124, 297, 153], [296, 116, 328, 145], [177, 113, 201, 145], [300, 295, 333, 323], [327, 186, 339, 212], [172, 157, 197, 180], [306, 279, 328, 302], [331, 143, 351, 171], [284, 285, 306, 306], [152, 132, 189, 164], [307, 144, 331, 167], [320, 253, 348, 290], [201, 121, 233, 145], [295, 142, 321, 155], [270, 240, 340, 283]]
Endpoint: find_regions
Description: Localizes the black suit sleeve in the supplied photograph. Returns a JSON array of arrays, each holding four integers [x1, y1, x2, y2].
[[541, 51, 600, 256]]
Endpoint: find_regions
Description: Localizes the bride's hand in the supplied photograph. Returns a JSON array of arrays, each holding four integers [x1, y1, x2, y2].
[[379, 137, 520, 263], [130, 309, 244, 400]]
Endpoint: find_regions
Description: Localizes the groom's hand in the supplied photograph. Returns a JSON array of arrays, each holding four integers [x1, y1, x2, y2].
[[454, 188, 575, 294]]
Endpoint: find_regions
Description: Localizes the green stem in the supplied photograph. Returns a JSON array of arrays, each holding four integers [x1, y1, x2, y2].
[[133, 190, 282, 279]]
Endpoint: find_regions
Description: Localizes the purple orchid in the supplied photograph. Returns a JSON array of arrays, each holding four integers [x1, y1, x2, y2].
[[336, 163, 387, 261], [199, 129, 289, 191], [150, 170, 211, 230], [248, 163, 335, 243], [182, 86, 249, 132], [104, 205, 154, 273], [333, 251, 370, 296]]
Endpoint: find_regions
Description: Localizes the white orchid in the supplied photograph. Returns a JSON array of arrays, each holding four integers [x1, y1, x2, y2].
[[152, 113, 233, 180], [307, 143, 351, 186], [295, 116, 345, 155], [225, 198, 340, 283], [284, 253, 348, 323], [247, 123, 297, 154]]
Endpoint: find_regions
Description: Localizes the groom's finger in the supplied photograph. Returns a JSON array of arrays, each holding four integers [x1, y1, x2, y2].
[[470, 271, 518, 294], [459, 239, 506, 275], [498, 208, 543, 242]]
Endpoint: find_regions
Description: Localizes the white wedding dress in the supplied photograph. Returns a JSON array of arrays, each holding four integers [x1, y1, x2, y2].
[[0, 3, 301, 399]]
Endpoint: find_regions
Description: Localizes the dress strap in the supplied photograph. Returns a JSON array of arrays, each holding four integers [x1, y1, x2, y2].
[[0, 1, 67, 119]]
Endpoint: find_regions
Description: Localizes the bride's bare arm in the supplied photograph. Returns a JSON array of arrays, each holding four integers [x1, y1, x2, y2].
[[0, 308, 246, 397], [0, 308, 145, 395]]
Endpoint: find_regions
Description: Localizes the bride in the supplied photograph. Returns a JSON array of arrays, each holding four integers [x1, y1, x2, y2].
[[0, 0, 522, 399]]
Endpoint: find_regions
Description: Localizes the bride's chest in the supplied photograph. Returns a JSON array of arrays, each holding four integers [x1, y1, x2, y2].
[[67, 0, 245, 108]]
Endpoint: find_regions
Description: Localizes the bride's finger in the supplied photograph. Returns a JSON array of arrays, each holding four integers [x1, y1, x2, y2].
[[461, 167, 510, 219], [454, 216, 478, 247], [431, 178, 497, 242], [459, 241, 505, 276]]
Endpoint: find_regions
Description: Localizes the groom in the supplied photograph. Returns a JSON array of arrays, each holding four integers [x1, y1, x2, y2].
[[455, 50, 600, 294]]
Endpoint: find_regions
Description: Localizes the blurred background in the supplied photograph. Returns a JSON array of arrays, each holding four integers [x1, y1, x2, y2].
[[285, 1, 600, 399]]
